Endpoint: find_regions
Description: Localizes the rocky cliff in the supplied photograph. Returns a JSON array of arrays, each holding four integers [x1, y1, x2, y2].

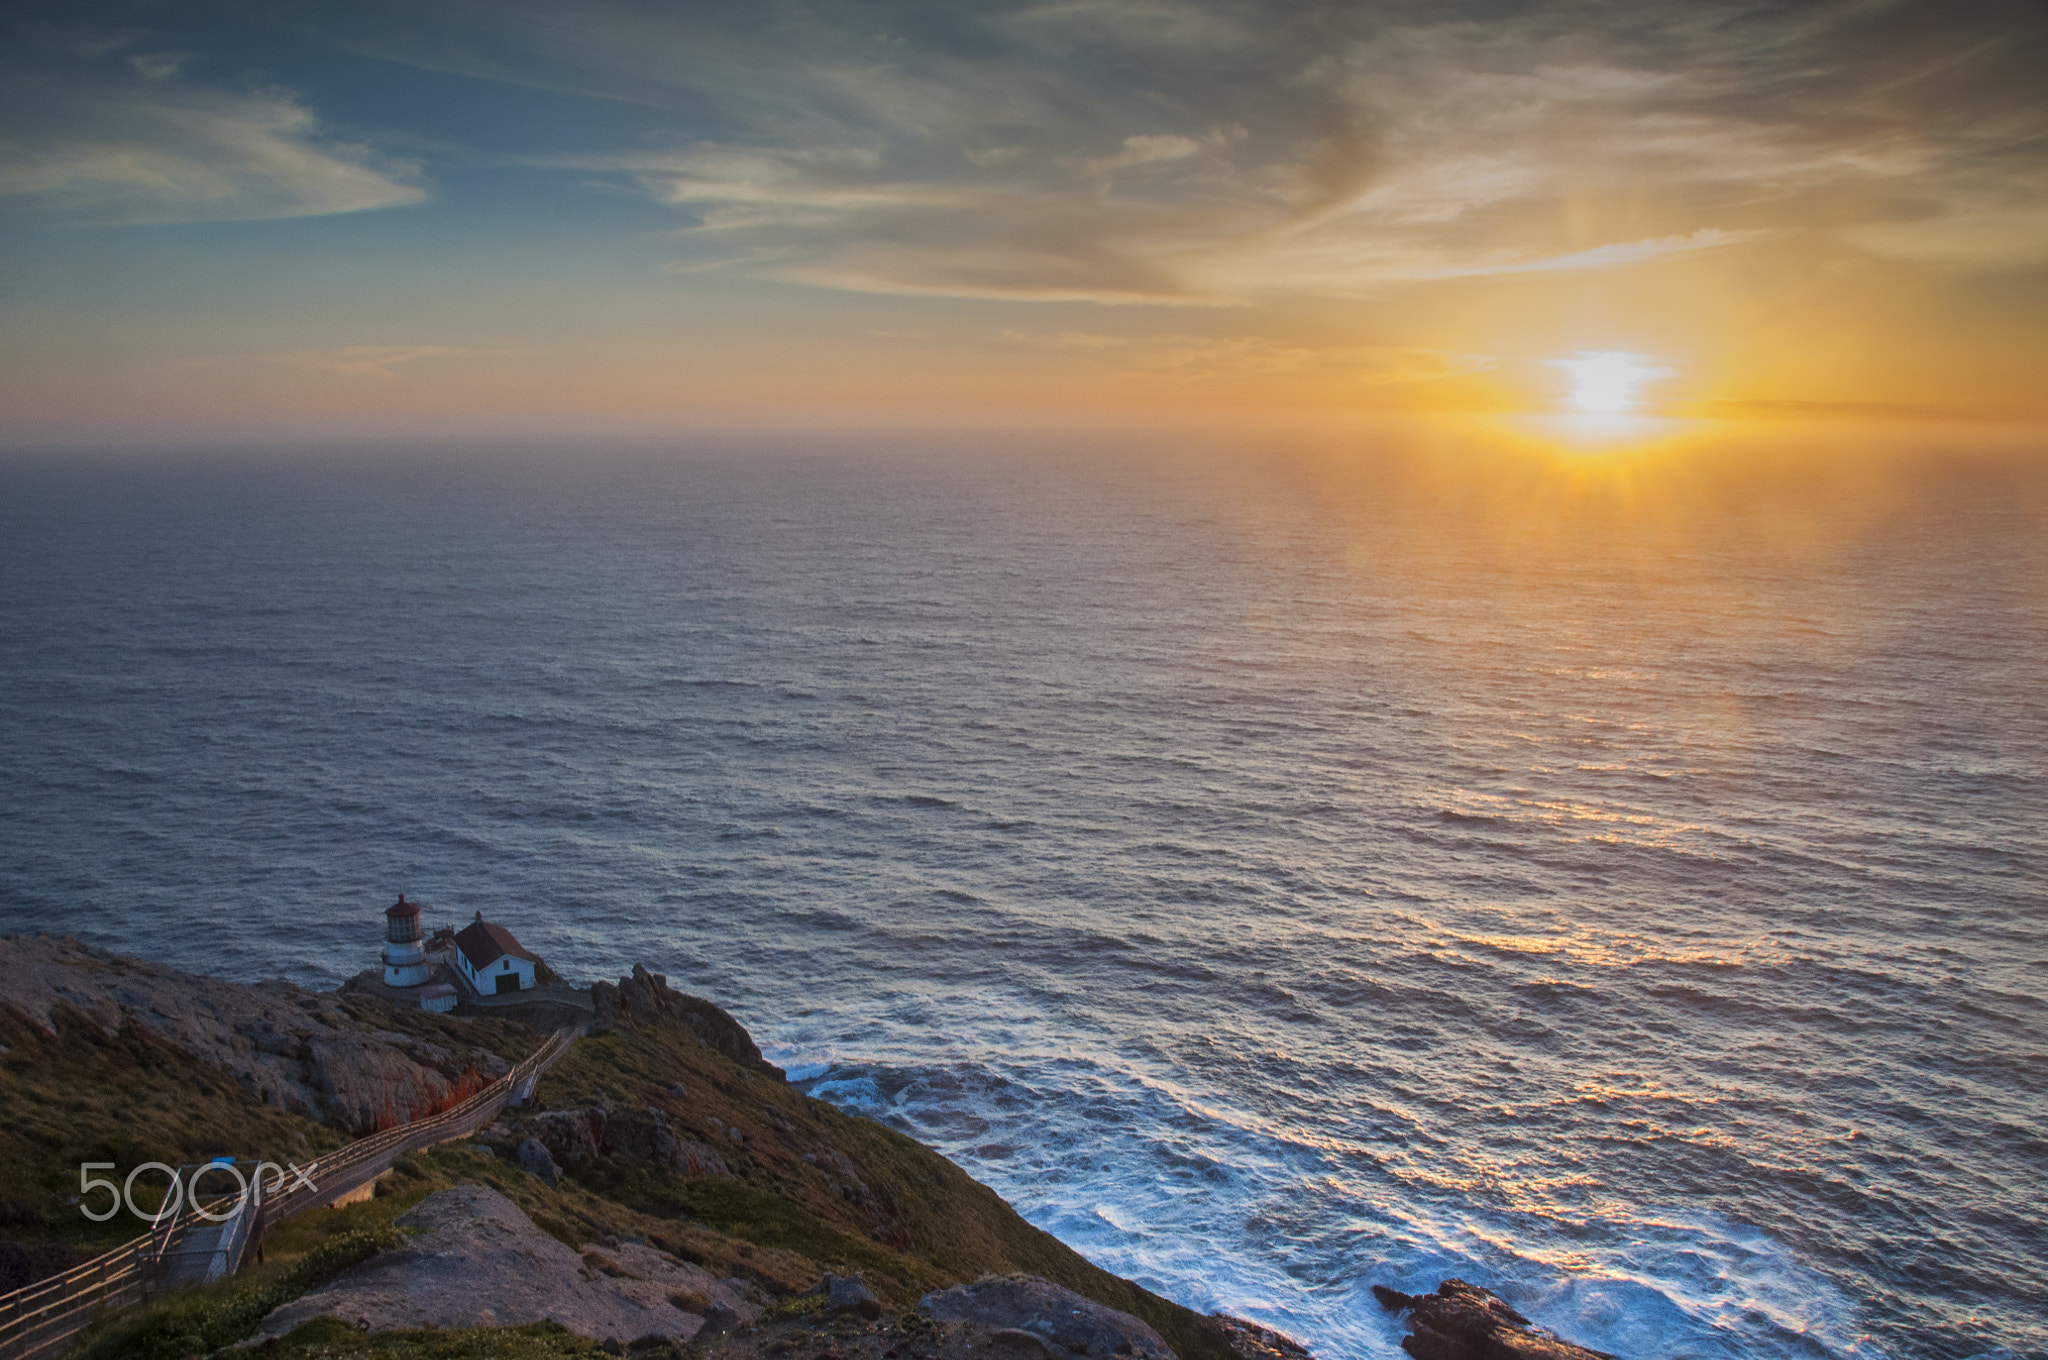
[[0, 933, 531, 1133], [591, 962, 784, 1078], [2, 934, 1269, 1360], [2, 933, 1622, 1360]]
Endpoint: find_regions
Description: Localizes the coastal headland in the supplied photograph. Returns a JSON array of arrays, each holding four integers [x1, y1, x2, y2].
[[0, 934, 1268, 1360], [0, 934, 1612, 1360]]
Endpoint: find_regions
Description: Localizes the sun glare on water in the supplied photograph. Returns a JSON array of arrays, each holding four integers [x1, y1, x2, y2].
[[1555, 352, 1669, 412]]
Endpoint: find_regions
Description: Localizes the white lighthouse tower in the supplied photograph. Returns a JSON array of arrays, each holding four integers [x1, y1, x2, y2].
[[382, 895, 430, 987]]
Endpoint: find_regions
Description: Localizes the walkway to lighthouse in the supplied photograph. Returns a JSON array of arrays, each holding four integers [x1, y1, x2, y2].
[[0, 1025, 582, 1360]]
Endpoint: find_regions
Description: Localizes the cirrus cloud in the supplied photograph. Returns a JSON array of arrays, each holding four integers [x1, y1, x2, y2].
[[463, 0, 2048, 303], [0, 45, 423, 223]]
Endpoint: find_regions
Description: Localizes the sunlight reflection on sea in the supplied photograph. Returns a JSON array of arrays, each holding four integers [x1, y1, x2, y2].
[[1, 439, 2042, 1359]]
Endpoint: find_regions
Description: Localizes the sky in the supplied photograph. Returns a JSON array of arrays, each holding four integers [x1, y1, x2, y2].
[[3, 0, 2046, 446]]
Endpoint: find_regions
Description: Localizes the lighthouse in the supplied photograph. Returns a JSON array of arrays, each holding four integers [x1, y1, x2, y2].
[[382, 895, 431, 987]]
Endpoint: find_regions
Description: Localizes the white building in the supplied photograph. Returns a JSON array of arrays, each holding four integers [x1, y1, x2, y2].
[[453, 912, 539, 995], [382, 896, 431, 987]]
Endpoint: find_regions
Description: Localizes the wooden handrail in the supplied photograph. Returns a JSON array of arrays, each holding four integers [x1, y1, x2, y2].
[[0, 1025, 581, 1360]]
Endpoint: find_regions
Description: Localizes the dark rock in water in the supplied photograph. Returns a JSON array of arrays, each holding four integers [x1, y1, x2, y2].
[[922, 1275, 1177, 1360], [592, 964, 785, 1080], [1373, 1280, 1616, 1360], [517, 1135, 561, 1187], [1212, 1313, 1315, 1360]]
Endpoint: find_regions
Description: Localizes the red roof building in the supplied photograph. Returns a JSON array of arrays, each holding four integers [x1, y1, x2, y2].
[[452, 913, 538, 996]]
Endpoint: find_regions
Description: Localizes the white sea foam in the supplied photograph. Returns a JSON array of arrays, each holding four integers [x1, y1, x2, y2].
[[785, 1044, 1884, 1360]]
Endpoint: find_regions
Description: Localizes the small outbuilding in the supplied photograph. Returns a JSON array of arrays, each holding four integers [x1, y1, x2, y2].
[[453, 912, 539, 996]]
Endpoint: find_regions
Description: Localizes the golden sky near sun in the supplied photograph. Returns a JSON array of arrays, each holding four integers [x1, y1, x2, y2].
[[1, 0, 2045, 443]]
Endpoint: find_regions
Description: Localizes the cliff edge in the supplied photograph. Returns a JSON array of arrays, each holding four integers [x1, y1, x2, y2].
[[1, 936, 1263, 1360]]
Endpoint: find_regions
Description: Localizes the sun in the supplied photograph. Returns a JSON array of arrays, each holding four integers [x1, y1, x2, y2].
[[1553, 352, 1670, 412]]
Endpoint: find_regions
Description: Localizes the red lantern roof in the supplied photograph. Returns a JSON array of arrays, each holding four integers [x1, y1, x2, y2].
[[385, 895, 421, 919]]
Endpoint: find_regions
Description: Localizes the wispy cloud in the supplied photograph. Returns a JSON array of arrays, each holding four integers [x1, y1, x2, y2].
[[442, 0, 2045, 302], [999, 329, 1496, 382], [0, 39, 423, 224], [268, 345, 465, 377], [1391, 228, 1777, 283], [29, 0, 2041, 289]]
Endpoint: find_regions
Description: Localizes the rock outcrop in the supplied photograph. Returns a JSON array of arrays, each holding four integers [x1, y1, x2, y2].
[[524, 1105, 733, 1179], [591, 964, 785, 1080], [251, 1184, 759, 1345], [1372, 1281, 1616, 1360], [1212, 1314, 1315, 1360], [517, 1136, 562, 1187], [813, 1272, 884, 1320], [923, 1276, 1178, 1360], [0, 934, 513, 1133]]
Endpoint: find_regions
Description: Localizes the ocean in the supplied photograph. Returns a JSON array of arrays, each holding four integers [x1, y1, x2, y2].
[[1, 437, 2042, 1359]]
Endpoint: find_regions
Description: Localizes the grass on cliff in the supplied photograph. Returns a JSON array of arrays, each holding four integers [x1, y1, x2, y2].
[[66, 1223, 402, 1360], [0, 1004, 345, 1265], [525, 1020, 1237, 1360], [0, 990, 539, 1271], [19, 1004, 1233, 1360], [244, 1318, 620, 1359], [63, 1145, 611, 1360]]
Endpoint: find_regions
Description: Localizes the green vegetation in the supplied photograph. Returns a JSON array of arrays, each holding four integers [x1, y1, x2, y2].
[[0, 1005, 342, 1257], [0, 990, 537, 1263], [529, 1020, 1236, 1360], [67, 1225, 401, 1360], [8, 995, 1234, 1360], [243, 1318, 618, 1359], [61, 1144, 587, 1360], [759, 1293, 828, 1324]]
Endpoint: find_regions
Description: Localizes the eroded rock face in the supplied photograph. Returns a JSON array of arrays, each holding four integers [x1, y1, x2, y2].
[[523, 1106, 732, 1179], [819, 1272, 882, 1320], [1372, 1281, 1617, 1360], [517, 1137, 562, 1187], [1213, 1313, 1315, 1360], [591, 964, 785, 1079], [250, 1184, 758, 1344], [922, 1276, 1177, 1360], [0, 934, 510, 1132]]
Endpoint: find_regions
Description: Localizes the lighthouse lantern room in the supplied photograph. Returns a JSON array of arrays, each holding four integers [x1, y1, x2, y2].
[[382, 894, 431, 988]]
